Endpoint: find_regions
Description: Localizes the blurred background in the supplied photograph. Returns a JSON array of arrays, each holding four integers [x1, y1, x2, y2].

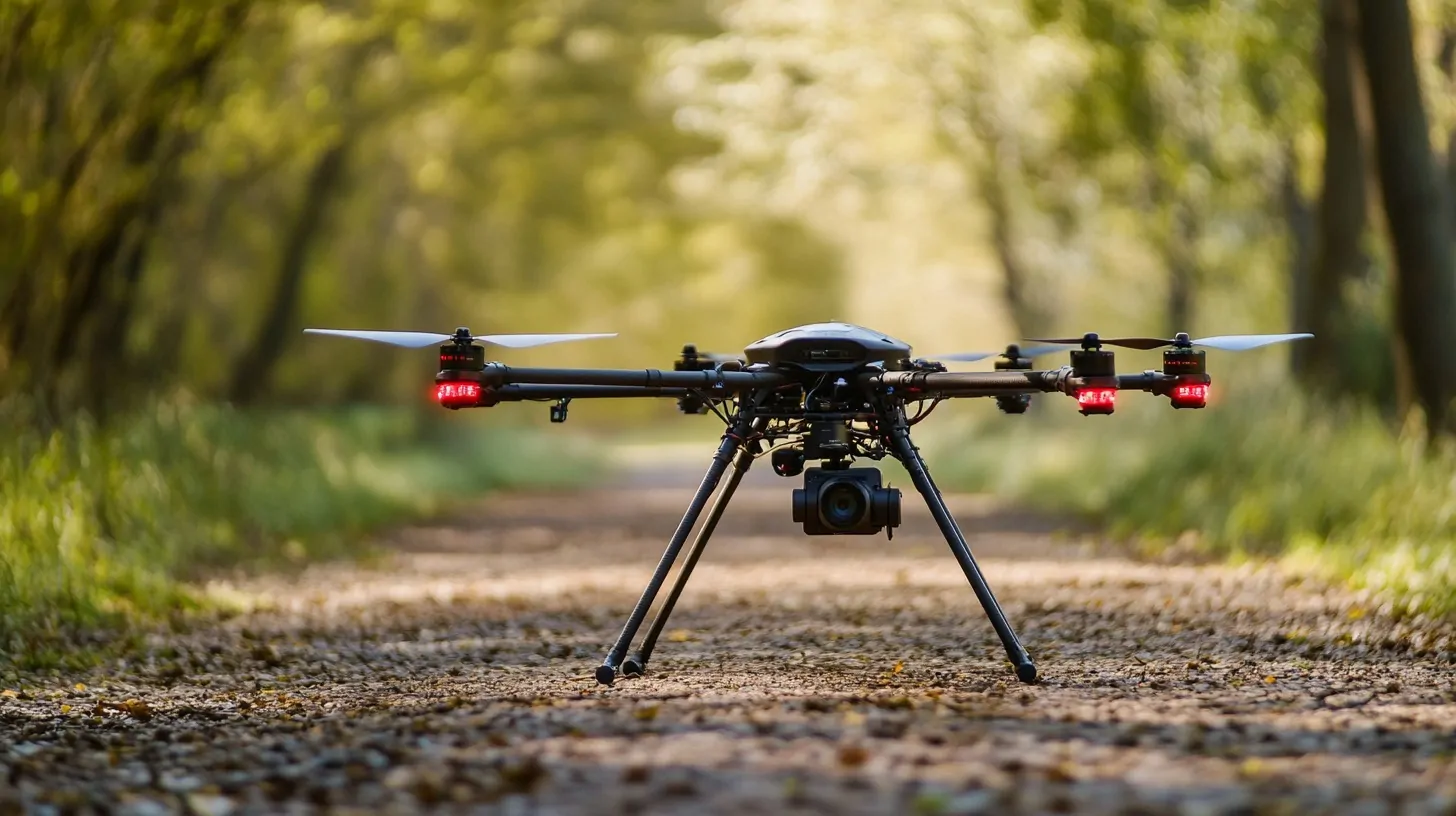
[[3, 0, 1455, 664]]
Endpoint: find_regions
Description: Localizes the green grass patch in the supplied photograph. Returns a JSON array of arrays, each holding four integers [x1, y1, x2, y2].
[[0, 398, 600, 668], [933, 385, 1456, 618]]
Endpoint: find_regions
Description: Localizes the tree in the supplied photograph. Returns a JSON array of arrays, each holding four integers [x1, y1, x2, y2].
[[1298, 0, 1372, 386], [0, 0, 847, 419], [0, 0, 255, 415], [227, 38, 381, 404], [1356, 0, 1456, 437]]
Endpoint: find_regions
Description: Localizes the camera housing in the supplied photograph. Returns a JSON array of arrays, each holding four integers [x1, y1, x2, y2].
[[792, 467, 901, 536]]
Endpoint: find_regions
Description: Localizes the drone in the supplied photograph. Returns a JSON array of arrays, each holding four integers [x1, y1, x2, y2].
[[305, 323, 1312, 685]]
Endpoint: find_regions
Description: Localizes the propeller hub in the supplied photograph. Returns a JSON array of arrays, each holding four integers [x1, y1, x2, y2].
[[1081, 332, 1101, 351], [1172, 332, 1192, 347]]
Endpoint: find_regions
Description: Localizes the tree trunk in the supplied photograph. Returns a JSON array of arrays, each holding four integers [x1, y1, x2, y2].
[[48, 122, 162, 372], [1, 275, 34, 370], [979, 133, 1047, 338], [83, 232, 153, 419], [1441, 27, 1456, 232], [1302, 0, 1372, 385], [1356, 0, 1456, 437], [1283, 143, 1316, 374], [139, 179, 235, 384], [1164, 199, 1198, 334], [2, 1, 250, 406], [1448, 129, 1456, 232], [227, 138, 352, 404]]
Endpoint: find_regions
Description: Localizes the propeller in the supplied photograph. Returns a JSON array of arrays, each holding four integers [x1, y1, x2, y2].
[[1025, 332, 1313, 351], [928, 343, 1069, 363], [303, 327, 617, 349]]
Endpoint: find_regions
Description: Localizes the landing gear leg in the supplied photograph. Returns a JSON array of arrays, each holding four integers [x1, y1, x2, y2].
[[883, 407, 1038, 683], [622, 417, 766, 677], [594, 405, 757, 685]]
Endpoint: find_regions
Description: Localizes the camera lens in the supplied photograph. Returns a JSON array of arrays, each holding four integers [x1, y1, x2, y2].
[[819, 481, 869, 529]]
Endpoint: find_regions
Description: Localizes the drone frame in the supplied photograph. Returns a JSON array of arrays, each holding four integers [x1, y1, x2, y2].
[[309, 324, 1309, 686]]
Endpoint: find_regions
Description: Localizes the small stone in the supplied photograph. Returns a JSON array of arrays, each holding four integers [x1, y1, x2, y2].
[[1325, 691, 1375, 709], [115, 798, 174, 816], [160, 773, 205, 793], [184, 794, 237, 816]]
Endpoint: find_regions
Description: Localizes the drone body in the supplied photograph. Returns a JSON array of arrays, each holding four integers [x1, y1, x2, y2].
[[742, 322, 914, 370], [305, 321, 1311, 686]]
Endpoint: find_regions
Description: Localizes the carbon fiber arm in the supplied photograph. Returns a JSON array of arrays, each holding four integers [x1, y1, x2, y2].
[[471, 364, 791, 392], [859, 369, 1182, 398]]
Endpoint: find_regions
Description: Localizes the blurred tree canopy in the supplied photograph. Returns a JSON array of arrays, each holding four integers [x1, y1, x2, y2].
[[662, 0, 1456, 436], [4, 0, 1456, 435], [0, 0, 842, 420]]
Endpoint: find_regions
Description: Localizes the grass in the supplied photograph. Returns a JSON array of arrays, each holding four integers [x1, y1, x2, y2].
[[932, 383, 1456, 619], [0, 397, 601, 668]]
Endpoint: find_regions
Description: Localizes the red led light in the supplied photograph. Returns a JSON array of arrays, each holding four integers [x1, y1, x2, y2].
[[1170, 382, 1209, 409], [1075, 387, 1117, 415], [435, 381, 482, 408], [1077, 387, 1118, 408]]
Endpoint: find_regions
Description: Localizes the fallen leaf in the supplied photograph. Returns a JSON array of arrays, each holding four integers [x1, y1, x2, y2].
[[1, 689, 17, 698], [60, 704, 72, 714], [74, 683, 87, 692], [1264, 675, 1277, 684], [633, 704, 659, 721], [892, 660, 905, 674], [837, 744, 870, 767], [667, 630, 691, 643], [621, 765, 650, 784], [1047, 761, 1079, 783]]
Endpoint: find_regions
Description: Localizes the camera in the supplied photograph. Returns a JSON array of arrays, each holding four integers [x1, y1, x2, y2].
[[792, 467, 901, 536]]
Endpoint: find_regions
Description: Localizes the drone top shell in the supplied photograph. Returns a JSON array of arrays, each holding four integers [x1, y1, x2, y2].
[[743, 322, 914, 371]]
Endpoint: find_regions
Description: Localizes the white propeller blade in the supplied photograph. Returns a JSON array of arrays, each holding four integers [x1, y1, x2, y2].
[[1192, 333, 1314, 351], [475, 332, 616, 348], [303, 329, 617, 349], [932, 351, 997, 363], [303, 329, 451, 347], [931, 344, 1068, 363]]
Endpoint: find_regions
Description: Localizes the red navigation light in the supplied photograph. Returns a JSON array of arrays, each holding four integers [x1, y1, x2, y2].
[[1170, 382, 1209, 409], [435, 380, 482, 408], [1075, 387, 1116, 415]]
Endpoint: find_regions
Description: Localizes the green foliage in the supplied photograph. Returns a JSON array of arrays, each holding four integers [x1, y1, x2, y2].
[[0, 0, 847, 415], [0, 399, 599, 666], [935, 385, 1456, 617]]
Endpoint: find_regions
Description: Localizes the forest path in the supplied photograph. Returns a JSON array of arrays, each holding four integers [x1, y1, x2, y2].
[[4, 446, 1456, 815]]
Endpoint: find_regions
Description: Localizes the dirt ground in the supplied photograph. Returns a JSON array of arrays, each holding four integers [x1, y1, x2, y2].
[[3, 447, 1456, 815]]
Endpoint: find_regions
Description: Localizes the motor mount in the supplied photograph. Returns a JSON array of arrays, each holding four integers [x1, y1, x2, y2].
[[994, 347, 1034, 415]]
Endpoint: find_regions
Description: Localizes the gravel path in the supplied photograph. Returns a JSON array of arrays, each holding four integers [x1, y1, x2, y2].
[[4, 448, 1456, 815]]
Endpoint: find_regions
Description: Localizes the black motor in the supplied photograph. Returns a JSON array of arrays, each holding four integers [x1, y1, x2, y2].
[[792, 467, 901, 537]]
